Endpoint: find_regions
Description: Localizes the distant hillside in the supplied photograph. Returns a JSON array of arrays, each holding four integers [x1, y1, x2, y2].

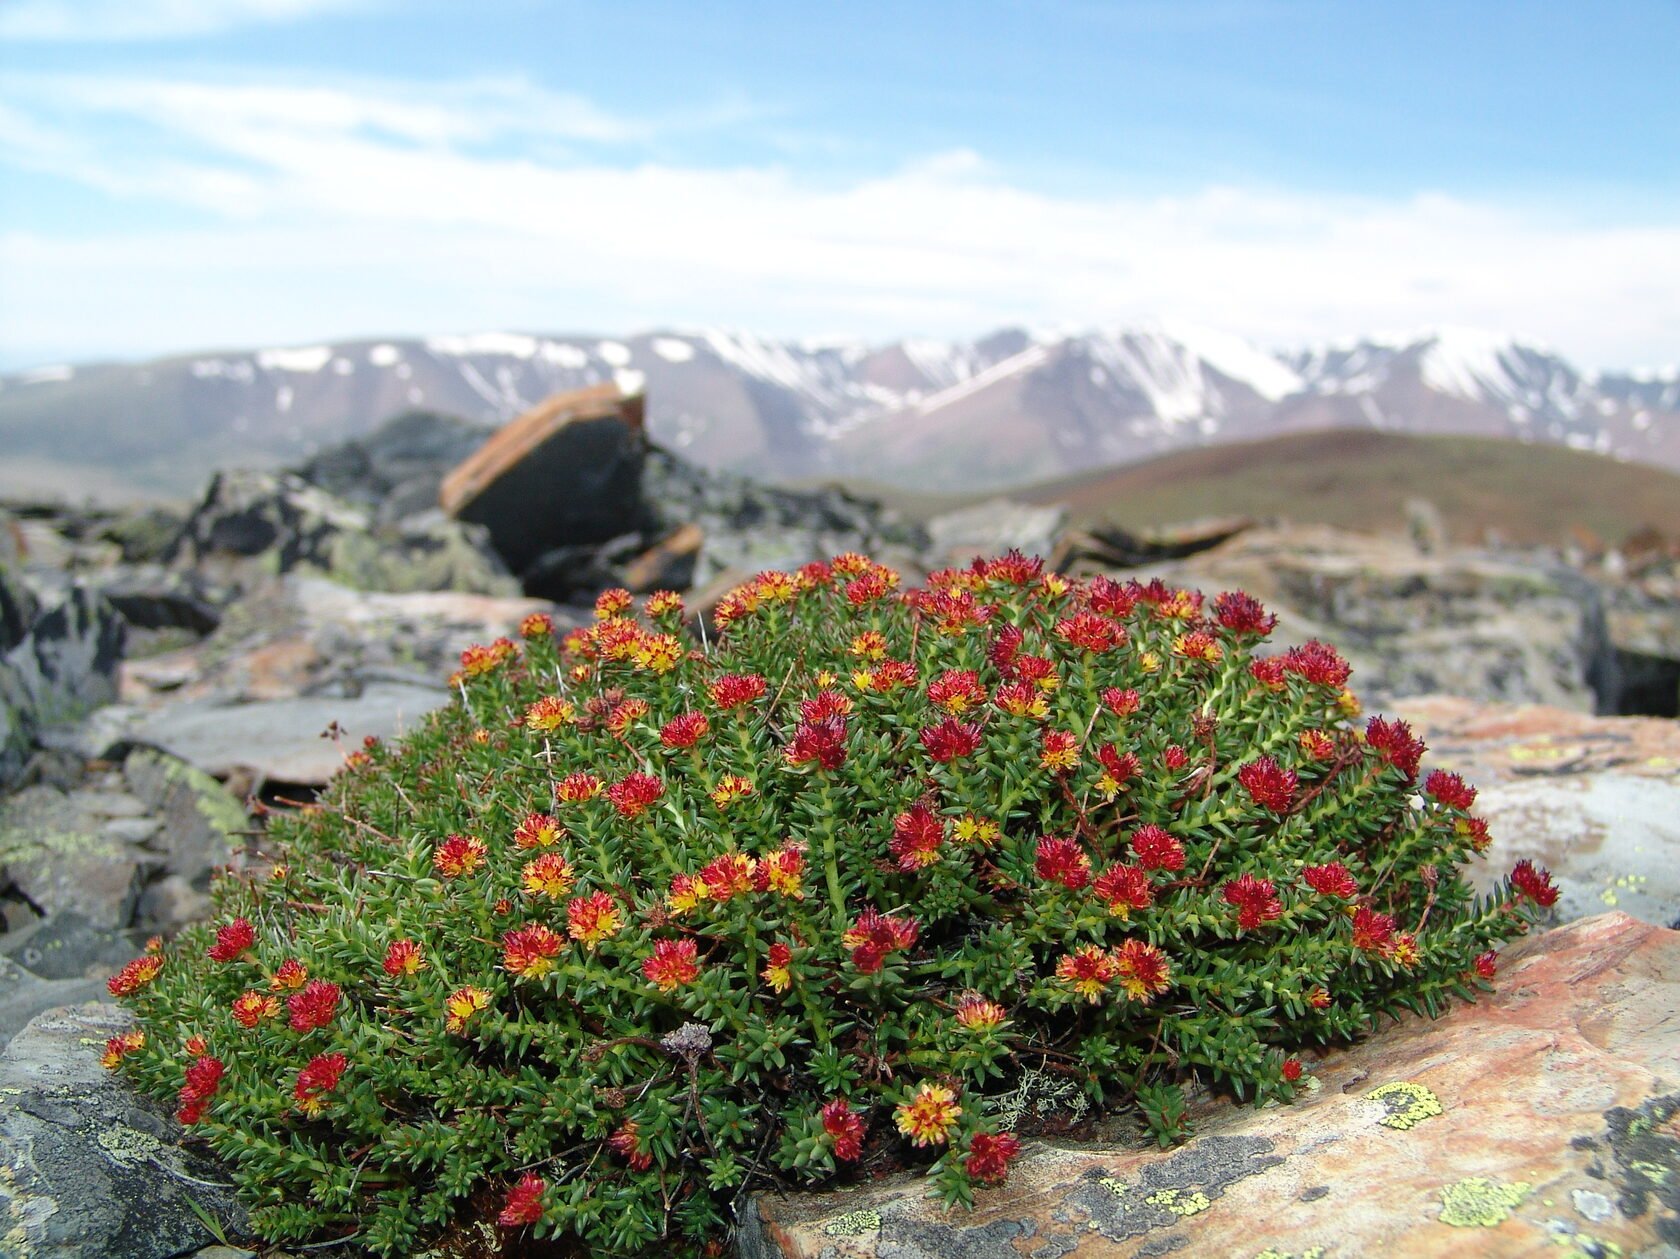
[[1, 325, 1675, 501], [1008, 429, 1680, 547]]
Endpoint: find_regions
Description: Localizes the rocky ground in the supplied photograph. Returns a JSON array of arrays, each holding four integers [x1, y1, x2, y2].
[[0, 396, 1676, 1257]]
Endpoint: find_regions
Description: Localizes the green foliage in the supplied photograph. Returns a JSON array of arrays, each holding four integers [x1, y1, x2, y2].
[[105, 554, 1546, 1255]]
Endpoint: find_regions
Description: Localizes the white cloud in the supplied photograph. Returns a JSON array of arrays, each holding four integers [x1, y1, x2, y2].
[[0, 0, 367, 40], [1, 73, 1676, 369]]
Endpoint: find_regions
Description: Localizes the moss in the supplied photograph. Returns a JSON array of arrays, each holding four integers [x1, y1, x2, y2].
[[1438, 1177, 1531, 1227]]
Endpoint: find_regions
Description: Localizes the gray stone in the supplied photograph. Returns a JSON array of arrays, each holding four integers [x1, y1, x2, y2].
[[0, 1002, 248, 1258], [1, 912, 145, 981], [0, 786, 148, 929], [0, 954, 109, 1049], [925, 498, 1069, 567], [135, 875, 211, 934], [102, 816, 163, 845], [122, 748, 247, 886]]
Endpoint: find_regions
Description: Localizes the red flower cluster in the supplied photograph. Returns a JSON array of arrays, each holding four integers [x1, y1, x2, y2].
[[607, 773, 664, 819], [1039, 729, 1080, 772], [709, 672, 767, 710], [1302, 862, 1359, 900], [1281, 1058, 1304, 1083], [1365, 716, 1427, 781], [1213, 590, 1278, 636], [994, 681, 1048, 719], [1093, 863, 1153, 919], [842, 909, 919, 973], [801, 689, 852, 723], [567, 891, 623, 947], [1474, 950, 1499, 978], [920, 717, 981, 763], [659, 712, 710, 749], [208, 917, 256, 963], [512, 812, 562, 850], [965, 1131, 1023, 1183], [1223, 873, 1283, 931], [271, 958, 308, 990], [286, 979, 341, 1033], [382, 938, 425, 976], [821, 1098, 865, 1161], [502, 923, 565, 981], [917, 587, 994, 635], [1237, 757, 1297, 813], [293, 1051, 347, 1116], [787, 716, 848, 769], [556, 772, 603, 802], [498, 1173, 547, 1227], [608, 1121, 653, 1170], [1035, 837, 1091, 890], [1112, 938, 1173, 1003], [1056, 611, 1124, 653], [890, 803, 947, 870], [1510, 858, 1560, 908], [927, 669, 986, 713], [176, 1053, 225, 1124], [107, 954, 163, 996], [1162, 744, 1190, 772], [231, 990, 280, 1027], [1351, 906, 1397, 955], [1424, 770, 1477, 811], [642, 938, 701, 992], [1281, 640, 1352, 689], [1129, 824, 1185, 872], [433, 834, 487, 878]]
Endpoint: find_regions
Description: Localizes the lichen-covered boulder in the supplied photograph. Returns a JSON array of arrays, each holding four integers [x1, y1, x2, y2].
[[742, 912, 1680, 1258], [0, 1002, 248, 1259]]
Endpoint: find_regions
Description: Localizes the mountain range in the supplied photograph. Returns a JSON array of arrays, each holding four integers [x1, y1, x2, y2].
[[1, 325, 1675, 500]]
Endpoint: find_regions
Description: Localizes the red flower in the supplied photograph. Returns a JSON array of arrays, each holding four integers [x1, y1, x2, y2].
[[1162, 744, 1190, 772], [709, 672, 767, 710], [659, 711, 710, 749], [607, 773, 665, 819], [763, 942, 794, 992], [1111, 938, 1172, 1003], [1171, 629, 1222, 663], [432, 833, 487, 877], [1055, 611, 1124, 653], [920, 717, 981, 763], [800, 689, 853, 724], [1302, 862, 1359, 899], [842, 909, 919, 973], [519, 612, 554, 639], [965, 1131, 1023, 1184], [1237, 756, 1297, 813], [642, 938, 701, 992], [512, 812, 563, 849], [230, 990, 280, 1027], [1249, 657, 1287, 689], [917, 587, 993, 634], [890, 803, 947, 871], [699, 852, 756, 901], [1474, 950, 1499, 978], [1086, 575, 1139, 618], [1425, 770, 1477, 811], [1365, 716, 1426, 782], [1039, 729, 1080, 773], [1510, 858, 1560, 908], [107, 954, 163, 996], [972, 549, 1043, 588], [1129, 824, 1185, 872], [787, 716, 849, 770], [608, 1121, 653, 1170], [1034, 837, 1091, 891], [1014, 655, 1057, 690], [822, 1098, 866, 1161], [556, 771, 604, 801], [566, 891, 623, 947], [755, 844, 805, 897], [994, 681, 1048, 719], [1223, 873, 1283, 931], [927, 669, 986, 713], [1101, 687, 1141, 716], [293, 1051, 347, 1116], [1092, 863, 1153, 919], [287, 979, 342, 1032], [207, 917, 256, 963], [176, 1053, 224, 1124], [1213, 590, 1278, 636], [1281, 1058, 1303, 1083], [987, 623, 1025, 675], [1056, 945, 1120, 1002], [270, 959, 309, 990], [498, 1173, 547, 1227], [1350, 906, 1396, 955], [1299, 729, 1336, 760], [383, 938, 426, 976], [502, 923, 565, 981], [1281, 640, 1352, 689]]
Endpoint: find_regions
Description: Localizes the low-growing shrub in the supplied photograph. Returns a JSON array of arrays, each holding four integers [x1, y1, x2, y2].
[[105, 553, 1553, 1255]]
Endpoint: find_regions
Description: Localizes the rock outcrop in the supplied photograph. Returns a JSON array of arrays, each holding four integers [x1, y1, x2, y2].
[[742, 912, 1680, 1259]]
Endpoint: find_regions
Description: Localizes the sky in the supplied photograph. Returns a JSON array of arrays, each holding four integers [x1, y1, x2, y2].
[[1, 0, 1677, 371]]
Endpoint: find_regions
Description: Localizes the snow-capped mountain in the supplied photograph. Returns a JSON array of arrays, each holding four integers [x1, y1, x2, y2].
[[1, 325, 1674, 497]]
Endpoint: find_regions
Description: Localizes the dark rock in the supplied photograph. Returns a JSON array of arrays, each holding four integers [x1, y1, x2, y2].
[[440, 383, 652, 573], [296, 409, 489, 528], [1, 911, 144, 981], [95, 565, 222, 635], [0, 1002, 249, 1258], [122, 747, 246, 889], [0, 785, 149, 929], [97, 505, 188, 565], [0, 954, 110, 1049]]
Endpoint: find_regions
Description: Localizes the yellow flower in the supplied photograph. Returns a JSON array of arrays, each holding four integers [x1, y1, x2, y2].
[[894, 1083, 962, 1147], [445, 986, 492, 1034]]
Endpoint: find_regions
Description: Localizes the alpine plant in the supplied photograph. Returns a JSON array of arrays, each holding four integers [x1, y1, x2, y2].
[[104, 554, 1550, 1255]]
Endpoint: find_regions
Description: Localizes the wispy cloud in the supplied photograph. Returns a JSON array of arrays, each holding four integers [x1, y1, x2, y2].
[[0, 0, 369, 41], [2, 71, 1676, 368]]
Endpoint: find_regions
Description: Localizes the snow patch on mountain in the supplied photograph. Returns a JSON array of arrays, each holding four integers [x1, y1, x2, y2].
[[256, 346, 333, 373]]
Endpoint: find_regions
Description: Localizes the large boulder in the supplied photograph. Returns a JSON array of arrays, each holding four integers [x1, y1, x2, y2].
[[296, 409, 490, 527], [170, 469, 516, 597], [743, 913, 1680, 1258], [0, 1002, 249, 1259]]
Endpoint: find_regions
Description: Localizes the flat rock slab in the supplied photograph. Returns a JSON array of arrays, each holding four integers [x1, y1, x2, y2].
[[741, 912, 1680, 1259], [0, 1002, 247, 1259], [128, 681, 443, 785], [1395, 695, 1680, 928]]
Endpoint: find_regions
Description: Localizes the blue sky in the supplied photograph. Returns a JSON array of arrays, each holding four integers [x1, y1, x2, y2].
[[1, 0, 1677, 369]]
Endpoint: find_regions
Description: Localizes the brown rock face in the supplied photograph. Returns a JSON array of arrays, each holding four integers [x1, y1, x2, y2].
[[741, 913, 1680, 1259], [439, 382, 648, 573]]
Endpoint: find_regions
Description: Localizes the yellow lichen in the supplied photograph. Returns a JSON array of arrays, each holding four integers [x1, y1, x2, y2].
[[1145, 1187, 1211, 1216], [1367, 1080, 1444, 1130], [823, 1208, 881, 1237], [1098, 1176, 1128, 1198], [1438, 1177, 1531, 1227]]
